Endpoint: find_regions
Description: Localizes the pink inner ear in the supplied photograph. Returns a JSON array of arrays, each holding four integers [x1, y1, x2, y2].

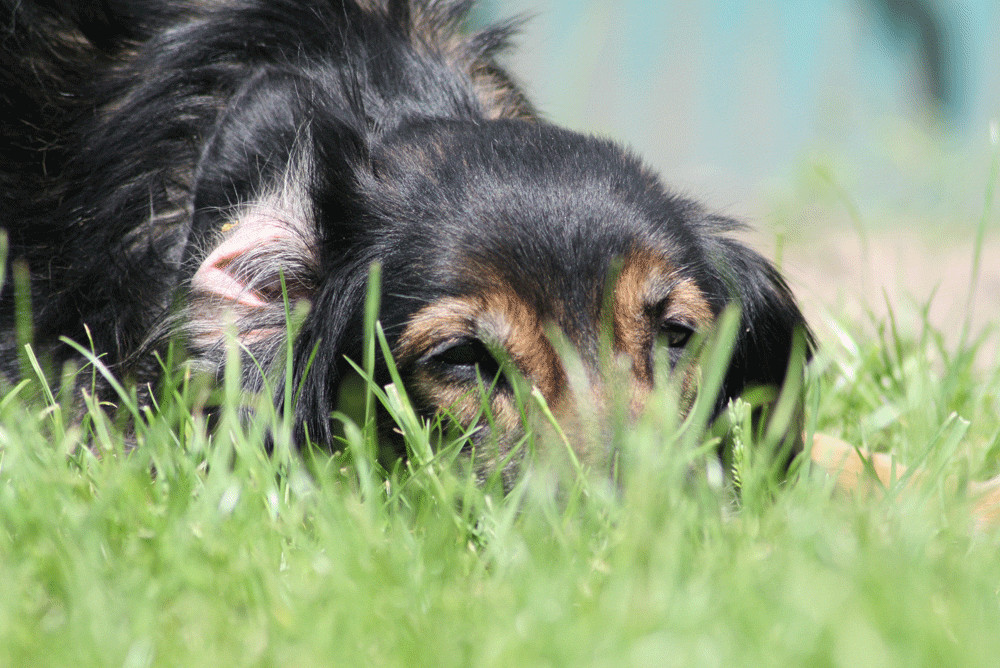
[[191, 214, 288, 309]]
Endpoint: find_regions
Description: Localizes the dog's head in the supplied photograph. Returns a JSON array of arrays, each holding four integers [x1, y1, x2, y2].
[[187, 100, 808, 479], [372, 121, 808, 477]]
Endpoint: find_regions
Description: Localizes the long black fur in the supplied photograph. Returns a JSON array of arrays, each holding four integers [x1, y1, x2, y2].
[[1, 0, 808, 463]]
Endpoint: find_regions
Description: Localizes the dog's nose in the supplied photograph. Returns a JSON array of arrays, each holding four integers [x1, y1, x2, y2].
[[533, 351, 657, 471]]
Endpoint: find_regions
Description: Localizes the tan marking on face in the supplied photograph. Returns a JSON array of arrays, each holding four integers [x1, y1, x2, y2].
[[395, 247, 715, 472], [612, 247, 714, 415], [663, 277, 715, 413], [613, 249, 661, 384], [395, 288, 565, 432]]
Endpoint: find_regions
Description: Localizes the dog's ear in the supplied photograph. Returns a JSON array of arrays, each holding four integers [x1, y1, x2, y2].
[[184, 70, 373, 445], [277, 259, 373, 448], [706, 236, 811, 462], [714, 238, 809, 397], [188, 70, 368, 262]]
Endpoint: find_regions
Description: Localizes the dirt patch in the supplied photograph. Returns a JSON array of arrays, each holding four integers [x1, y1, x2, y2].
[[757, 227, 1000, 356]]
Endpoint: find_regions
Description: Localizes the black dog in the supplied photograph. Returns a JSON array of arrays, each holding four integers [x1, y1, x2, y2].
[[0, 0, 808, 477]]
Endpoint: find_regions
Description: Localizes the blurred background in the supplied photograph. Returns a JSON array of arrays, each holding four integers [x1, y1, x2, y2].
[[470, 0, 1000, 341]]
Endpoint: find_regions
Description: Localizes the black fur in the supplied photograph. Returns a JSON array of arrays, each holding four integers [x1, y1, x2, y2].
[[1, 0, 809, 469]]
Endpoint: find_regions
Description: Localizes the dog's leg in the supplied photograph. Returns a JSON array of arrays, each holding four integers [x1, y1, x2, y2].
[[809, 432, 1000, 529]]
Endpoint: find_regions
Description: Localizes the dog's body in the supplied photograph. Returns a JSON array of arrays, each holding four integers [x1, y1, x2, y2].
[[1, 0, 807, 476]]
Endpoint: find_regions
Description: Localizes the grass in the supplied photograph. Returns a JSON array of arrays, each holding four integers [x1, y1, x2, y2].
[[4, 123, 1000, 662], [1, 281, 1000, 667]]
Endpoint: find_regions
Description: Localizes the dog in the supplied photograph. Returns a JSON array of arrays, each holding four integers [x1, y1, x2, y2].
[[0, 0, 809, 482]]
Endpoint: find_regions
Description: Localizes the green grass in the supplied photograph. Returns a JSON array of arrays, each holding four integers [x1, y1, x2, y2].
[[2, 290, 999, 667]]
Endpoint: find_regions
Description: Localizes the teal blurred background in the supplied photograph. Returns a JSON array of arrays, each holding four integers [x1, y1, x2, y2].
[[470, 1, 999, 225]]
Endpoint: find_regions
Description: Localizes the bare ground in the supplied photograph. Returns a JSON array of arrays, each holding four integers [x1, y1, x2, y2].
[[756, 227, 1000, 359]]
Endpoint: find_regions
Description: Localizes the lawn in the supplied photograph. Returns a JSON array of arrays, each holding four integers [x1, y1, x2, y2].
[[2, 128, 1000, 665], [1, 247, 999, 667]]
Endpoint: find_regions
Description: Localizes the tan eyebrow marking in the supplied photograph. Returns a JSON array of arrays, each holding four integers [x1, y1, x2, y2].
[[612, 247, 714, 384], [395, 287, 566, 400], [394, 285, 567, 444]]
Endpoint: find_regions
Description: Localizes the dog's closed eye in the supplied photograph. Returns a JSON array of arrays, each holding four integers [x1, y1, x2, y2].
[[659, 320, 695, 349], [426, 338, 504, 382]]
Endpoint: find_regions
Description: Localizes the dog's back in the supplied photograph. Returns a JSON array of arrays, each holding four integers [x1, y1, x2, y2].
[[0, 0, 530, 372]]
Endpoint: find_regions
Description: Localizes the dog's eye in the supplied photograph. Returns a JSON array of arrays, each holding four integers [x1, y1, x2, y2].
[[659, 320, 694, 348], [429, 338, 502, 379]]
